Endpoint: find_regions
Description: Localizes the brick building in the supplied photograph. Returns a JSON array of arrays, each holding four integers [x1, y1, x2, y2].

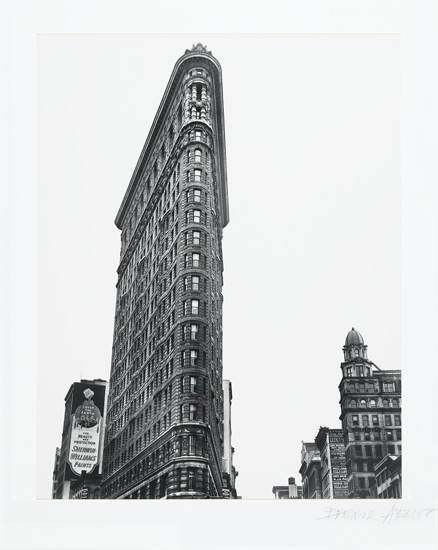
[[101, 44, 235, 499], [299, 442, 323, 499], [314, 427, 348, 499], [339, 328, 402, 498]]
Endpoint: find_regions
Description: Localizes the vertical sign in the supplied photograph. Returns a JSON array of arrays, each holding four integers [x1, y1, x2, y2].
[[66, 382, 106, 478], [329, 430, 348, 498]]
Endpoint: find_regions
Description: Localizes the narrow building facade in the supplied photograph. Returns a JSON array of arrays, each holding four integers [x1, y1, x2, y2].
[[315, 427, 348, 499], [299, 442, 323, 499], [101, 44, 232, 499], [53, 379, 107, 499]]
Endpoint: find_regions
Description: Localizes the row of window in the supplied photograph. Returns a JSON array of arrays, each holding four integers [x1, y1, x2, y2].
[[352, 429, 402, 442], [348, 398, 399, 409], [351, 442, 402, 458], [351, 414, 401, 427], [345, 381, 398, 392]]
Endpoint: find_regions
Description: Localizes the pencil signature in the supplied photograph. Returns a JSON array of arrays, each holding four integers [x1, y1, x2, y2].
[[315, 504, 438, 524]]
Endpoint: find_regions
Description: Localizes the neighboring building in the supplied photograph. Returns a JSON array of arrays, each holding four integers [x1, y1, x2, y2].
[[374, 454, 402, 498], [272, 477, 302, 499], [339, 328, 402, 498], [222, 380, 238, 498], [101, 44, 234, 499], [299, 442, 323, 499], [315, 427, 348, 499], [51, 447, 60, 499], [53, 379, 107, 499]]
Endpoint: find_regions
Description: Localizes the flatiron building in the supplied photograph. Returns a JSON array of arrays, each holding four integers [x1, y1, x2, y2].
[[101, 44, 233, 499]]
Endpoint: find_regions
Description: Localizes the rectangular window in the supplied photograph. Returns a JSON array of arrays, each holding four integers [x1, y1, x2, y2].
[[352, 415, 359, 426], [194, 169, 201, 182], [194, 149, 201, 163], [188, 435, 196, 455], [188, 468, 195, 490], [364, 431, 370, 441], [193, 231, 200, 245], [190, 376, 198, 393], [365, 446, 373, 457], [374, 430, 381, 441], [372, 415, 379, 426], [388, 444, 395, 454], [190, 350, 198, 366], [191, 299, 199, 314], [189, 403, 198, 421], [376, 444, 383, 457], [358, 477, 366, 489], [355, 445, 362, 457], [191, 324, 199, 340], [193, 253, 200, 267], [362, 415, 369, 426], [394, 415, 401, 426], [192, 276, 199, 291], [184, 301, 189, 315], [385, 415, 392, 426], [395, 429, 401, 440], [386, 430, 394, 441], [193, 189, 201, 202], [195, 131, 201, 142], [193, 210, 201, 223]]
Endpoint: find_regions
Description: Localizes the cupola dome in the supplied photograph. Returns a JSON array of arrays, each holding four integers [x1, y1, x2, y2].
[[345, 327, 364, 347]]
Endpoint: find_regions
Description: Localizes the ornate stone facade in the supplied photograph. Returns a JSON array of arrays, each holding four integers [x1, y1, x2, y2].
[[339, 329, 402, 498], [101, 45, 231, 499]]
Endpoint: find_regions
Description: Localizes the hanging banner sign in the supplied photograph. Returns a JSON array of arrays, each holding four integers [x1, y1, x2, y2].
[[67, 388, 102, 475]]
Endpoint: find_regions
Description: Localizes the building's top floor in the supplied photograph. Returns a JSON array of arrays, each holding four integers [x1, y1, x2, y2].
[[64, 378, 108, 402], [314, 427, 345, 453], [339, 328, 401, 382]]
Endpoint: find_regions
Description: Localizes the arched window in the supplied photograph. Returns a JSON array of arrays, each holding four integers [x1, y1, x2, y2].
[[392, 399, 398, 408], [194, 149, 201, 163], [354, 348, 359, 357], [360, 399, 366, 408], [350, 399, 356, 408], [370, 399, 376, 408], [382, 399, 389, 408]]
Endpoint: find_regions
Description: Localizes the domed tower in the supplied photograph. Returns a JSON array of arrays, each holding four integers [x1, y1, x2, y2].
[[340, 328, 372, 378], [338, 329, 402, 499]]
